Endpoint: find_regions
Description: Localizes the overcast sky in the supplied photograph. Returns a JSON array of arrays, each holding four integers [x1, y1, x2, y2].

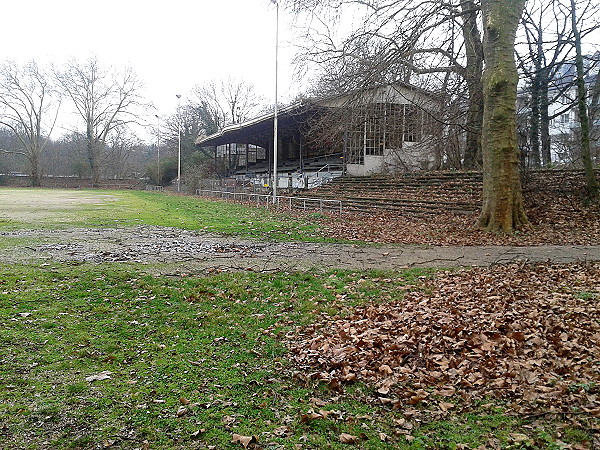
[[3, 1, 597, 141], [1, 0, 299, 135]]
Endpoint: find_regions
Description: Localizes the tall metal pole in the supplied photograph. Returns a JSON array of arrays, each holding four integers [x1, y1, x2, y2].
[[272, 0, 279, 203], [155, 114, 161, 185], [176, 94, 181, 192]]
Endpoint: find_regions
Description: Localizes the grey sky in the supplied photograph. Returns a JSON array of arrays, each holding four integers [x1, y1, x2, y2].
[[1, 0, 298, 134]]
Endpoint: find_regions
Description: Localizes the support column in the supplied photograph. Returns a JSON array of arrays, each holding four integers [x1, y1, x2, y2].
[[245, 143, 249, 173], [213, 146, 217, 176], [227, 143, 231, 176]]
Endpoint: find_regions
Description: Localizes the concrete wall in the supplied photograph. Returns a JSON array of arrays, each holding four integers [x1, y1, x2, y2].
[[346, 141, 436, 176]]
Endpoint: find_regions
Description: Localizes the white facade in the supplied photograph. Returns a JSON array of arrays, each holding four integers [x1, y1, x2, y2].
[[319, 84, 439, 176]]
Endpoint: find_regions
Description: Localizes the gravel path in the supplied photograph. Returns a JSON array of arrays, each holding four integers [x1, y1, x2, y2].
[[1, 226, 598, 273]]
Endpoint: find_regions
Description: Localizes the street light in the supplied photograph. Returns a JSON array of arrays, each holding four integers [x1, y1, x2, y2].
[[176, 94, 181, 192], [155, 114, 161, 186], [271, 0, 279, 203]]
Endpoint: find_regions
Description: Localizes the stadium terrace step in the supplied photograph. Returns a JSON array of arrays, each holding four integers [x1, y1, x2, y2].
[[301, 172, 483, 214]]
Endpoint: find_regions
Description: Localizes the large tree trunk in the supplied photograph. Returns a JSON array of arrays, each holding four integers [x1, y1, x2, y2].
[[478, 0, 530, 233], [591, 59, 600, 162], [529, 69, 541, 168], [571, 0, 599, 199], [461, 0, 484, 170], [539, 69, 552, 166], [87, 127, 101, 187], [28, 150, 42, 187]]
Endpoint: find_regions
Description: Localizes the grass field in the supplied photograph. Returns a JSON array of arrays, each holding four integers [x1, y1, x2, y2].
[[0, 189, 595, 449], [0, 189, 329, 241], [2, 264, 535, 449]]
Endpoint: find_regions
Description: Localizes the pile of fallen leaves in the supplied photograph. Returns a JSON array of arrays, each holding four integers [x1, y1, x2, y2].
[[288, 262, 600, 417]]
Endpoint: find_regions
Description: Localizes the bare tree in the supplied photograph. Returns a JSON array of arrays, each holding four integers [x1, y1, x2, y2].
[[159, 103, 210, 165], [478, 0, 530, 232], [460, 0, 485, 169], [55, 58, 143, 185], [288, 0, 485, 169], [517, 0, 599, 168], [571, 0, 600, 198], [287, 0, 534, 231], [0, 60, 60, 186], [103, 127, 143, 179], [191, 78, 264, 132], [590, 55, 600, 163]]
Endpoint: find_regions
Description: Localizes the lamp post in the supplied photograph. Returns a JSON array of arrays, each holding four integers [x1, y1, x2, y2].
[[155, 114, 161, 185], [271, 0, 279, 203], [176, 94, 181, 192]]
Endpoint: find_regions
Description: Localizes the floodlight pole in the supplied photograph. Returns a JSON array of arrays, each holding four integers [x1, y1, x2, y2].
[[155, 114, 161, 185], [271, 0, 279, 204], [176, 94, 182, 192]]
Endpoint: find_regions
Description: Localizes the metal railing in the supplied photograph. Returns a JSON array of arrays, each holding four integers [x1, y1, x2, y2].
[[196, 189, 342, 215]]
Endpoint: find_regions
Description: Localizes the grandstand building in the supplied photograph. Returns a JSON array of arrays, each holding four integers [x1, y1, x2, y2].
[[195, 83, 439, 190]]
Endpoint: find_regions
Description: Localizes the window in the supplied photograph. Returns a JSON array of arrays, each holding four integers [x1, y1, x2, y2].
[[216, 145, 227, 158], [403, 105, 422, 142], [344, 102, 426, 165], [257, 147, 266, 160]]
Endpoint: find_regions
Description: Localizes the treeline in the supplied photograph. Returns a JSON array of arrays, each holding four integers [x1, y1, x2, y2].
[[0, 56, 268, 188], [0, 128, 153, 181]]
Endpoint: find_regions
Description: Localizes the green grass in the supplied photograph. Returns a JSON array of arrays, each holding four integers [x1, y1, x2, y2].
[[0, 189, 593, 448], [0, 189, 331, 241], [0, 264, 591, 449]]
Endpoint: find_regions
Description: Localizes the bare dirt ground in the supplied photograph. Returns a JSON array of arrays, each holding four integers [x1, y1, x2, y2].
[[0, 189, 119, 223], [1, 225, 598, 272], [0, 188, 598, 272]]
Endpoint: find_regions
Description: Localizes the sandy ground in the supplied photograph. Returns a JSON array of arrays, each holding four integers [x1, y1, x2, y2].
[[1, 225, 598, 273], [0, 189, 119, 223]]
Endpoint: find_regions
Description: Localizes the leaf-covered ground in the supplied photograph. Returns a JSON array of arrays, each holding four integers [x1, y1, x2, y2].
[[288, 262, 600, 448], [312, 167, 600, 247], [320, 195, 600, 245]]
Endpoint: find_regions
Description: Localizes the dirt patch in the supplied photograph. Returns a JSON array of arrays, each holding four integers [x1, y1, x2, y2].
[[0, 189, 119, 223], [1, 226, 598, 272]]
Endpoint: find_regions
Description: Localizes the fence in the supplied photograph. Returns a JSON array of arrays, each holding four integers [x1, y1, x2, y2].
[[195, 189, 342, 215]]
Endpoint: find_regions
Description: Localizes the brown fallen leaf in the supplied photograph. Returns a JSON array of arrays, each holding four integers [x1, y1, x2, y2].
[[379, 364, 393, 375], [222, 415, 236, 426], [300, 411, 323, 423], [509, 433, 532, 443], [176, 406, 188, 417], [232, 433, 258, 448], [379, 432, 390, 442], [287, 261, 600, 418], [309, 397, 327, 407], [339, 432, 360, 444], [180, 397, 190, 405], [438, 401, 455, 412], [438, 386, 456, 397]]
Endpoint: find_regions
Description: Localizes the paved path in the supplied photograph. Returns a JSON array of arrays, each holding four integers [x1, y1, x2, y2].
[[1, 226, 598, 272]]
